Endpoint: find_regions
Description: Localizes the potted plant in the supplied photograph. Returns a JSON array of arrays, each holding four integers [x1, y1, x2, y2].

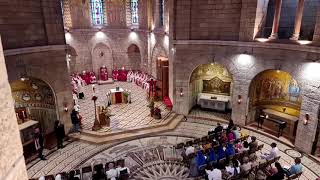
[[154, 107, 161, 119], [123, 91, 129, 103], [147, 99, 155, 117]]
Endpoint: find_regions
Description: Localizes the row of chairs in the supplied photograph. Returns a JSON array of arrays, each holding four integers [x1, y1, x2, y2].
[[30, 160, 129, 180]]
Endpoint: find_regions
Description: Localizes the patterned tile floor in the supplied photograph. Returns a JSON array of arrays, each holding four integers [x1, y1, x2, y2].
[[27, 113, 320, 179], [78, 82, 170, 132]]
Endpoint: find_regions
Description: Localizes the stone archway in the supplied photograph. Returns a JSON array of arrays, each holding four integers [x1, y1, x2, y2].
[[10, 77, 57, 134], [247, 69, 302, 142], [92, 43, 113, 75], [127, 44, 141, 70], [151, 43, 167, 77], [188, 63, 233, 113]]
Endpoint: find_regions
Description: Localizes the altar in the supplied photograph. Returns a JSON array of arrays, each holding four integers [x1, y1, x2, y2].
[[197, 93, 231, 111], [110, 88, 124, 104], [261, 108, 299, 141]]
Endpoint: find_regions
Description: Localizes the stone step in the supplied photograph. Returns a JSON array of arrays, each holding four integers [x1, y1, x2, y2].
[[71, 113, 184, 144]]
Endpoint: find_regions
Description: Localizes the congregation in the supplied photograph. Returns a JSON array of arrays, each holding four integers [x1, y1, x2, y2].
[[36, 160, 130, 180], [177, 120, 303, 180]]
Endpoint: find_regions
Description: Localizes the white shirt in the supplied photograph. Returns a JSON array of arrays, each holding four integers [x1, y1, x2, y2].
[[185, 146, 195, 156], [266, 147, 279, 160], [226, 166, 240, 176], [106, 169, 118, 180], [206, 169, 222, 180]]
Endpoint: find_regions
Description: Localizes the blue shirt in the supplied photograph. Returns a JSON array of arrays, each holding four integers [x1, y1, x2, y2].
[[289, 164, 302, 175]]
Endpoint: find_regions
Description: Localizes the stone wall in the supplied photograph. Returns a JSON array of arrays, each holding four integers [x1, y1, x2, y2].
[[0, 0, 65, 50], [66, 29, 169, 78], [4, 48, 73, 132], [172, 41, 320, 153], [174, 0, 243, 41], [0, 36, 28, 180]]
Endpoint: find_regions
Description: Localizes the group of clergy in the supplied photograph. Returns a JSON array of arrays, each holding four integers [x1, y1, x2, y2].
[[127, 70, 153, 91]]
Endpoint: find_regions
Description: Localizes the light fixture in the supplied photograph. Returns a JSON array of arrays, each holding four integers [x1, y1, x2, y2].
[[92, 84, 95, 93], [180, 88, 184, 97], [303, 113, 309, 125], [298, 40, 312, 45], [256, 38, 269, 43], [237, 95, 242, 104], [20, 65, 29, 81], [63, 102, 68, 112]]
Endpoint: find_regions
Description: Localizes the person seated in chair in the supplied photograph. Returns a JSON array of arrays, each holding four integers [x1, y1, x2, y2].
[[261, 142, 279, 160], [225, 143, 236, 157], [267, 162, 285, 180], [205, 164, 222, 180], [217, 145, 226, 161], [249, 136, 258, 154], [106, 162, 118, 180], [214, 123, 223, 134], [284, 157, 302, 176], [207, 148, 217, 165], [226, 159, 240, 177], [116, 160, 130, 180]]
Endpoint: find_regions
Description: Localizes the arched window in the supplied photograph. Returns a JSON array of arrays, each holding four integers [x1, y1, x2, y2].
[[131, 0, 139, 26], [159, 0, 164, 27], [90, 0, 104, 26]]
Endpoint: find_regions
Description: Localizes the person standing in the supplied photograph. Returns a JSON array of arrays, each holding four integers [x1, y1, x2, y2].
[[70, 109, 80, 133], [54, 120, 65, 149], [34, 127, 46, 160], [77, 80, 84, 99]]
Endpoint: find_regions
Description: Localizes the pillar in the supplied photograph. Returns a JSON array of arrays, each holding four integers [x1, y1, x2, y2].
[[290, 0, 305, 40], [269, 0, 283, 39], [0, 36, 28, 180]]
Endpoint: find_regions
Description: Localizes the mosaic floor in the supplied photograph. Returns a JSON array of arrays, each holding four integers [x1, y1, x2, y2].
[[78, 82, 170, 132], [27, 116, 320, 180]]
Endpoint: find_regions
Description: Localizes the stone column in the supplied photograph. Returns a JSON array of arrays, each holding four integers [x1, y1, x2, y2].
[[290, 0, 305, 40], [269, 0, 283, 39], [0, 36, 28, 180]]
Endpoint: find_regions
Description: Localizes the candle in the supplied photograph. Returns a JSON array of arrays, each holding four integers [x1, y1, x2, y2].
[[92, 84, 95, 92], [22, 111, 26, 118], [27, 107, 30, 115]]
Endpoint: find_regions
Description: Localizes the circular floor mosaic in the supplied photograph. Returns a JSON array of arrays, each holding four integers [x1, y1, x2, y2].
[[285, 149, 303, 158], [130, 161, 191, 180]]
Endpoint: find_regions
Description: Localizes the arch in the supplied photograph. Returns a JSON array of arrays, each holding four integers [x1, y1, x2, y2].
[[188, 63, 233, 113], [10, 77, 58, 134], [151, 43, 167, 77], [127, 44, 141, 70], [247, 69, 302, 142], [92, 42, 114, 75]]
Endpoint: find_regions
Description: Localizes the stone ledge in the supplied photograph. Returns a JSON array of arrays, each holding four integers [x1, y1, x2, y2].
[[173, 40, 320, 53], [4, 45, 68, 56]]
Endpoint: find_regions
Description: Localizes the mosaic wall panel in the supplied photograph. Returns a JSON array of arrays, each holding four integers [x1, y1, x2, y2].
[[249, 70, 302, 115]]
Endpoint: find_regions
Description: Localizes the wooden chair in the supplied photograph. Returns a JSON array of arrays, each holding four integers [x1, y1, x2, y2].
[[176, 142, 184, 149], [287, 171, 302, 180], [44, 175, 54, 180], [81, 166, 92, 180], [218, 158, 227, 166], [193, 138, 201, 144]]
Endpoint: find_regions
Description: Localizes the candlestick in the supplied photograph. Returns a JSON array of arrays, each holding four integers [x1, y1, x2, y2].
[[22, 111, 26, 118], [27, 107, 30, 115], [92, 84, 95, 93]]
